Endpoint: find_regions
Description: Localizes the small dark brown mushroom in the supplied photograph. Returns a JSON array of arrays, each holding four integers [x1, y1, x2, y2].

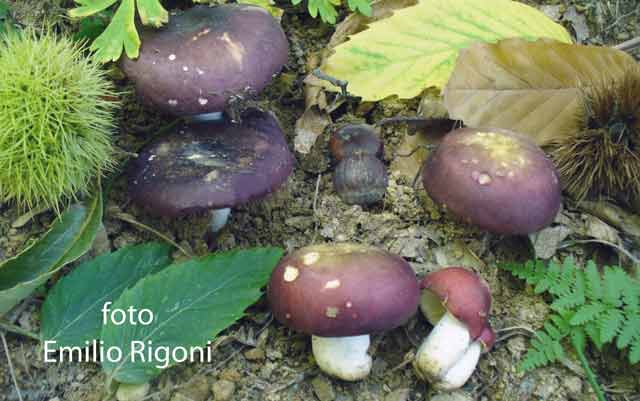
[[329, 124, 383, 161], [333, 154, 388, 205], [128, 109, 294, 230], [268, 243, 419, 380], [422, 128, 561, 235], [121, 4, 288, 116]]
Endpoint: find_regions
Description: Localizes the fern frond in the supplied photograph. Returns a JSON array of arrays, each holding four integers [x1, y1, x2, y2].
[[519, 313, 571, 372], [499, 258, 640, 366]]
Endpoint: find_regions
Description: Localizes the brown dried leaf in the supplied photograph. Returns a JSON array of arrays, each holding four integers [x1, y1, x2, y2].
[[443, 38, 637, 145]]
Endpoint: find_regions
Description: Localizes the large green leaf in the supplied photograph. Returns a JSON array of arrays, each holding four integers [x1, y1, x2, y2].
[[101, 247, 284, 384], [41, 242, 172, 347], [321, 0, 572, 101], [0, 192, 103, 317]]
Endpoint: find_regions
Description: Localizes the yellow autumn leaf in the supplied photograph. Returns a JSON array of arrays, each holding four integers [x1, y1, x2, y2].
[[321, 0, 572, 101]]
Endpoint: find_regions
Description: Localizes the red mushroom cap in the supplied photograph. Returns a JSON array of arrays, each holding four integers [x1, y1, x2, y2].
[[422, 128, 561, 235], [420, 267, 491, 339], [268, 243, 419, 337]]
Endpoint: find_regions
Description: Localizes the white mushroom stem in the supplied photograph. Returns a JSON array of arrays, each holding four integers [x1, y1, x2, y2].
[[311, 335, 372, 381], [436, 340, 483, 390], [209, 208, 231, 233], [414, 312, 481, 389]]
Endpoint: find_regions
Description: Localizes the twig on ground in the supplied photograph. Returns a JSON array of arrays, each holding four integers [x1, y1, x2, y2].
[[112, 212, 193, 257], [312, 68, 348, 97], [0, 320, 39, 341], [559, 239, 640, 265], [614, 36, 640, 52], [1, 331, 24, 401]]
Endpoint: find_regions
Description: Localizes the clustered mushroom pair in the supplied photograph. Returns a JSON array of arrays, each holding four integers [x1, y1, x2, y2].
[[267, 244, 494, 390], [118, 2, 565, 393], [122, 4, 292, 229]]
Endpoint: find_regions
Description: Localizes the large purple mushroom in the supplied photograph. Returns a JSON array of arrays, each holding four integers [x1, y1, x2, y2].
[[422, 128, 561, 235], [268, 243, 419, 380], [120, 4, 288, 116], [128, 109, 294, 231]]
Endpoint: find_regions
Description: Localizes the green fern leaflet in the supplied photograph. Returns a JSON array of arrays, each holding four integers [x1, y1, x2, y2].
[[500, 258, 640, 401]]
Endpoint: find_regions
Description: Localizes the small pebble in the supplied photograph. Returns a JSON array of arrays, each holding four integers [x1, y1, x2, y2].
[[244, 347, 266, 361], [312, 375, 336, 401], [116, 382, 150, 401], [212, 379, 236, 401]]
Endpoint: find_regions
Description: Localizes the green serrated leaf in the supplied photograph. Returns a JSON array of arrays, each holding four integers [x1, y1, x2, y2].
[[347, 0, 371, 16], [69, 0, 118, 18], [41, 243, 172, 347], [90, 0, 139, 63], [0, 192, 102, 317], [307, 0, 341, 24], [137, 0, 168, 27], [321, 0, 571, 101], [101, 247, 284, 383]]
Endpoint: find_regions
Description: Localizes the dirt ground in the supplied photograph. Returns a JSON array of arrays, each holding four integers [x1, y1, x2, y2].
[[1, 0, 640, 400]]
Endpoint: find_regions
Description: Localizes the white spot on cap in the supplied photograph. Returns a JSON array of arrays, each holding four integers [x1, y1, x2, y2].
[[324, 280, 341, 289], [285, 313, 291, 319], [196, 68, 205, 75], [345, 301, 353, 308], [303, 252, 320, 265], [182, 66, 189, 71], [325, 307, 339, 318], [168, 54, 176, 61], [198, 97, 209, 106], [477, 173, 492, 185], [168, 99, 178, 106], [283, 266, 299, 282]]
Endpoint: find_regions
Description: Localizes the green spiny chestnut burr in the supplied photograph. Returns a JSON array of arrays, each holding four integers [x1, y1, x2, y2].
[[0, 30, 117, 212]]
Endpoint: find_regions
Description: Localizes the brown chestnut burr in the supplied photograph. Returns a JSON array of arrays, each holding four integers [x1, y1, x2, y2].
[[268, 243, 419, 381], [330, 124, 383, 161], [422, 128, 561, 235], [120, 4, 288, 116], [414, 267, 494, 390], [333, 154, 388, 205]]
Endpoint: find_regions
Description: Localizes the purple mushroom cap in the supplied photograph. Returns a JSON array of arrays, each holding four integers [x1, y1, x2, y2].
[[422, 128, 561, 235], [120, 4, 289, 116], [128, 109, 294, 216], [268, 243, 420, 337]]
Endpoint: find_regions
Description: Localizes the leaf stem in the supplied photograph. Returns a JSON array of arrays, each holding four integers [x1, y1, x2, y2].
[[570, 336, 607, 401], [0, 320, 40, 341]]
